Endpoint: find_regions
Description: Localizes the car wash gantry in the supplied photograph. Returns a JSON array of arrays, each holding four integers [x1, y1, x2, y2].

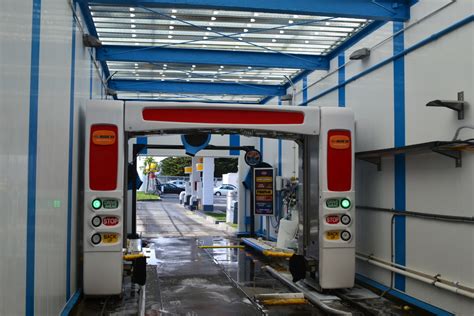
[[83, 100, 357, 312]]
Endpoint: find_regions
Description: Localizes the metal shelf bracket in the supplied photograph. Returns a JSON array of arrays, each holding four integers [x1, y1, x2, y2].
[[426, 91, 466, 120], [432, 148, 462, 168]]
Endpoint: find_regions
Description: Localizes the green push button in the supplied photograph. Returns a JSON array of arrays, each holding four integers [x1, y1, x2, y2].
[[341, 198, 351, 209], [92, 198, 102, 210]]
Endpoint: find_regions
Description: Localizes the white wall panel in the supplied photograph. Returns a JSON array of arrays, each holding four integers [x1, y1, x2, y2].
[[35, 0, 74, 313], [346, 65, 394, 152], [0, 0, 33, 314]]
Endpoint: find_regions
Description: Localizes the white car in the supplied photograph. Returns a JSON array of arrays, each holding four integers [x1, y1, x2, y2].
[[167, 180, 187, 189], [214, 184, 237, 196]]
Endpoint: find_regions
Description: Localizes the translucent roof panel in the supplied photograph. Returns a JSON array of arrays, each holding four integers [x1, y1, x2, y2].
[[89, 5, 371, 103], [107, 62, 300, 85], [91, 6, 369, 55], [117, 92, 264, 104]]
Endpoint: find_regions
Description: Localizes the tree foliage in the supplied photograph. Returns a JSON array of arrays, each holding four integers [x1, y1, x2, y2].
[[159, 156, 238, 177], [159, 156, 192, 176], [214, 158, 238, 177]]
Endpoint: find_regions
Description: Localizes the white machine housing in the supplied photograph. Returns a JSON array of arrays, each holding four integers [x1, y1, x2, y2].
[[83, 101, 355, 294]]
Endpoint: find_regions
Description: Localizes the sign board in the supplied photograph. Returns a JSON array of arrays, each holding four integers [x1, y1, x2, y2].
[[253, 168, 275, 216]]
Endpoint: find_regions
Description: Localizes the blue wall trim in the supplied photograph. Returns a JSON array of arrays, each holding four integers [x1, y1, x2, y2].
[[300, 15, 474, 106], [356, 274, 453, 315], [89, 55, 93, 99], [338, 53, 346, 107], [26, 0, 42, 314], [137, 137, 147, 155], [66, 12, 77, 301], [393, 21, 406, 291], [302, 76, 308, 105], [278, 96, 282, 175], [60, 289, 82, 316], [229, 134, 240, 156]]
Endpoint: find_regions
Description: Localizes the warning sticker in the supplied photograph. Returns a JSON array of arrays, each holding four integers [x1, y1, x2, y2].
[[102, 233, 119, 244], [102, 216, 119, 226], [92, 130, 116, 145], [329, 135, 350, 149]]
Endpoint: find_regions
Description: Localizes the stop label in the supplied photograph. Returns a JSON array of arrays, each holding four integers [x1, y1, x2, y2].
[[326, 215, 340, 224], [102, 216, 119, 226]]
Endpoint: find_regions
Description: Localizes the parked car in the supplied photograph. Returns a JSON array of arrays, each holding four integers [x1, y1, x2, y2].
[[160, 183, 185, 194], [166, 180, 186, 189], [214, 184, 237, 196]]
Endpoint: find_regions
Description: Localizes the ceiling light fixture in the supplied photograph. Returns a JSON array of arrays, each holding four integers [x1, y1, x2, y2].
[[250, 18, 255, 22], [211, 17, 216, 21], [207, 27, 212, 31], [288, 20, 294, 24], [171, 9, 177, 13], [129, 8, 135, 12], [168, 35, 173, 38], [131, 24, 136, 28], [280, 30, 284, 34], [213, 10, 219, 15], [132, 34, 137, 37], [243, 29, 248, 32], [171, 15, 176, 19], [169, 25, 174, 29], [130, 13, 135, 17]]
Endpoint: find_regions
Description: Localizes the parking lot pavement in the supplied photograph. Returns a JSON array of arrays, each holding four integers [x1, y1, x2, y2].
[[136, 195, 231, 238]]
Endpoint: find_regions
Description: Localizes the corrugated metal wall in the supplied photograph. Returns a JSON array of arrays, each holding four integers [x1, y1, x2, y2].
[[261, 1, 473, 314], [0, 0, 106, 314]]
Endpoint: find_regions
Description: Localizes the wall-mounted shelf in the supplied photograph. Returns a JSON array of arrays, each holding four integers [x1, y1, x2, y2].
[[356, 141, 474, 170]]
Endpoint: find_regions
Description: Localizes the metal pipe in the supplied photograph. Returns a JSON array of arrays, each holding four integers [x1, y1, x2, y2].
[[263, 266, 352, 315], [357, 205, 474, 223], [356, 254, 474, 299]]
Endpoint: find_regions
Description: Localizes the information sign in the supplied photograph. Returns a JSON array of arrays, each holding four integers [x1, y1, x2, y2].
[[253, 168, 275, 216]]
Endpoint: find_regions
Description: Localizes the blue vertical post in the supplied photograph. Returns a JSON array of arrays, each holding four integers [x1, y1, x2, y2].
[[393, 21, 406, 291], [302, 76, 308, 106], [338, 53, 346, 107], [229, 134, 240, 155], [26, 0, 42, 314], [66, 11, 77, 301], [137, 137, 147, 155]]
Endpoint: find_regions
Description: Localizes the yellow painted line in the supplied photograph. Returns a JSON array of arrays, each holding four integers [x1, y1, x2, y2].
[[123, 254, 145, 260], [262, 250, 294, 258], [260, 298, 307, 306]]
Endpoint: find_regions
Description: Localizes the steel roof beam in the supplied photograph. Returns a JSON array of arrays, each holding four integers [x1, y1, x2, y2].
[[97, 46, 329, 70], [87, 0, 410, 21], [109, 79, 286, 96]]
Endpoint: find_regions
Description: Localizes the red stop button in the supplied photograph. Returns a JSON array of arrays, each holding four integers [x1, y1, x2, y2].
[[102, 216, 119, 226], [326, 215, 340, 224]]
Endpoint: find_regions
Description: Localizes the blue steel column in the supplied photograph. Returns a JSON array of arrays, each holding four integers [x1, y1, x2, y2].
[[66, 9, 77, 301], [26, 0, 42, 314], [393, 21, 406, 291], [338, 52, 346, 107]]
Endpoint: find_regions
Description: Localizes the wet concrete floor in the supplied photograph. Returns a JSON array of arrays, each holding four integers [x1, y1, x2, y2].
[[72, 198, 424, 315]]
